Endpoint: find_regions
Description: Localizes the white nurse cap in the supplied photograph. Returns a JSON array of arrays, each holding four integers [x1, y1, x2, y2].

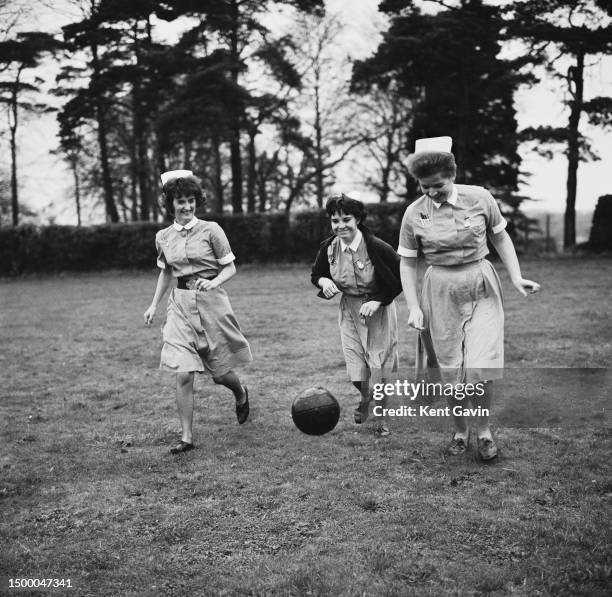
[[344, 190, 361, 200], [160, 169, 193, 185], [414, 136, 452, 153]]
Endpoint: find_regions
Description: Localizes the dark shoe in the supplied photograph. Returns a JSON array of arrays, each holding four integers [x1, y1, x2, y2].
[[170, 440, 194, 454], [477, 436, 498, 461], [354, 401, 369, 424], [374, 421, 390, 437], [445, 433, 469, 456], [236, 385, 250, 424]]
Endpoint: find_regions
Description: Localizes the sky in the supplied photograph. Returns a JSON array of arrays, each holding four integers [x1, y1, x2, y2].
[[4, 0, 612, 225]]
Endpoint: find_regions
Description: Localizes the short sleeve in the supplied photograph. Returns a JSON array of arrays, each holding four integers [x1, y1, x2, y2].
[[209, 223, 235, 265], [484, 191, 507, 235], [155, 233, 167, 269], [397, 209, 419, 258]]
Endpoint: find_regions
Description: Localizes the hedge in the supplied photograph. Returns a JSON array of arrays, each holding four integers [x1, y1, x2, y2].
[[589, 195, 612, 251], [0, 203, 410, 276]]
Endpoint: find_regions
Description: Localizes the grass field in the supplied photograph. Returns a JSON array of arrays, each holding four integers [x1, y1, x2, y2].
[[1, 257, 611, 597]]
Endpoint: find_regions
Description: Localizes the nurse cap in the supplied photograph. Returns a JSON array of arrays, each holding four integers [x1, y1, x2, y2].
[[344, 190, 361, 201], [414, 136, 452, 153], [160, 169, 193, 185]]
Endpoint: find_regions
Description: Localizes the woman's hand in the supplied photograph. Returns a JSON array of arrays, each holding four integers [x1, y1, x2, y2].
[[512, 278, 541, 297], [144, 305, 156, 326], [319, 277, 340, 299], [407, 306, 424, 330], [359, 300, 382, 318], [196, 278, 218, 292]]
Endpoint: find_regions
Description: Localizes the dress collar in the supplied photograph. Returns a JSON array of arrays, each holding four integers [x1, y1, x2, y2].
[[431, 184, 458, 208], [173, 217, 197, 231], [339, 228, 363, 253]]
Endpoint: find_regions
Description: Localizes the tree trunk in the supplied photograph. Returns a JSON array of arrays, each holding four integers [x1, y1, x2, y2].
[[134, 21, 151, 221], [72, 156, 81, 227], [92, 42, 119, 223], [229, 0, 243, 213], [129, 126, 139, 221], [246, 125, 256, 213], [9, 73, 19, 226], [212, 135, 224, 213], [314, 79, 324, 208], [564, 51, 584, 249]]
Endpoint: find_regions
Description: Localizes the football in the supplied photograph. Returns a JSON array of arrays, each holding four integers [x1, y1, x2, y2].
[[291, 386, 340, 435]]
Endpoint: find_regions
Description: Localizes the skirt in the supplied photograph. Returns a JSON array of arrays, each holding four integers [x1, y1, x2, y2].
[[338, 294, 399, 383], [418, 259, 504, 383], [160, 287, 252, 376]]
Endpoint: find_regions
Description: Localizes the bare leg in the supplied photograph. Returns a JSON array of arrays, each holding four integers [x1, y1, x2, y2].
[[352, 381, 370, 423], [351, 381, 370, 402], [176, 372, 195, 444], [212, 370, 246, 405], [473, 382, 493, 440]]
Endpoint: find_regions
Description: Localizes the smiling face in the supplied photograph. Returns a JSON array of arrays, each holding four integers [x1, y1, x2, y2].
[[330, 210, 360, 244], [173, 195, 197, 225], [418, 172, 455, 203]]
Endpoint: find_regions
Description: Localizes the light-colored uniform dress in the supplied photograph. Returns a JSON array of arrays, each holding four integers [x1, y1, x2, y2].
[[328, 230, 399, 383], [155, 217, 252, 376], [398, 184, 506, 383]]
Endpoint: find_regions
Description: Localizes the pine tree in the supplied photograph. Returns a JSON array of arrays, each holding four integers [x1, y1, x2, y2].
[[509, 0, 612, 249]]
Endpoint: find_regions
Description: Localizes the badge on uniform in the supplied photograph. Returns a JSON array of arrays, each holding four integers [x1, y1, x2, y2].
[[419, 212, 431, 227], [356, 259, 365, 270]]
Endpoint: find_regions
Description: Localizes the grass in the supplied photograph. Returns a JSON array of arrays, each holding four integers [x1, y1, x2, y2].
[[1, 257, 611, 596]]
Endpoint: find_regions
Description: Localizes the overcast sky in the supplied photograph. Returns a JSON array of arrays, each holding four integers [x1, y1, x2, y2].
[[5, 0, 612, 225]]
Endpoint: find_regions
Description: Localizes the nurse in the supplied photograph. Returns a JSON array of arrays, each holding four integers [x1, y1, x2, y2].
[[311, 194, 402, 436], [398, 137, 540, 460], [144, 170, 252, 454]]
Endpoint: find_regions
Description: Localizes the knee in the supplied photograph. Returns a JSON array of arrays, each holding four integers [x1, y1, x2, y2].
[[177, 372, 193, 386]]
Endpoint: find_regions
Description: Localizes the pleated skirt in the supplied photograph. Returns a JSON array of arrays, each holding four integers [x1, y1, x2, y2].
[[417, 259, 504, 383], [338, 294, 399, 383], [160, 287, 252, 376]]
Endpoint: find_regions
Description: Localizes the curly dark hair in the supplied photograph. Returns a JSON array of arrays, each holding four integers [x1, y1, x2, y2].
[[160, 175, 205, 217], [325, 194, 367, 227], [406, 151, 457, 180]]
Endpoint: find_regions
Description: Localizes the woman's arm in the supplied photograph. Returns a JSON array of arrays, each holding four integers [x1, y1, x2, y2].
[[144, 268, 174, 325], [490, 230, 540, 296], [400, 256, 424, 330], [195, 261, 237, 291], [311, 239, 340, 298]]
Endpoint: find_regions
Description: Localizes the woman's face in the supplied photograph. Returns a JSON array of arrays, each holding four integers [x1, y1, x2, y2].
[[173, 194, 196, 225], [418, 173, 455, 202], [330, 210, 360, 244]]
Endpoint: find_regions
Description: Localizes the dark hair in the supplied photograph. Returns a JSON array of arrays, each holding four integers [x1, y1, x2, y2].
[[325, 194, 367, 227], [161, 175, 205, 217], [406, 151, 457, 180]]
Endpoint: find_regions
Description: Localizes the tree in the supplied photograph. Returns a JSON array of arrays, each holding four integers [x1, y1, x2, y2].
[[60, 0, 124, 223], [350, 81, 414, 202], [276, 11, 368, 211], [0, 31, 61, 226], [353, 0, 531, 200], [161, 0, 325, 213], [510, 0, 612, 248]]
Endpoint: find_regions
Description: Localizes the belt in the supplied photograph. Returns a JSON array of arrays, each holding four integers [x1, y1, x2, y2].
[[177, 275, 216, 290]]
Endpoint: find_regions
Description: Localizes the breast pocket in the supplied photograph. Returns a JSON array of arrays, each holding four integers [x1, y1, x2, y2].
[[466, 214, 486, 235], [158, 238, 175, 262]]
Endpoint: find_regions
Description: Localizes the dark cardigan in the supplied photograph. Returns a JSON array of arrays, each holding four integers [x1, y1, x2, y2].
[[311, 231, 403, 306]]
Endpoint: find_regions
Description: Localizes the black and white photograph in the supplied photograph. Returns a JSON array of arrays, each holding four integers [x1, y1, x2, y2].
[[1, 0, 611, 595]]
